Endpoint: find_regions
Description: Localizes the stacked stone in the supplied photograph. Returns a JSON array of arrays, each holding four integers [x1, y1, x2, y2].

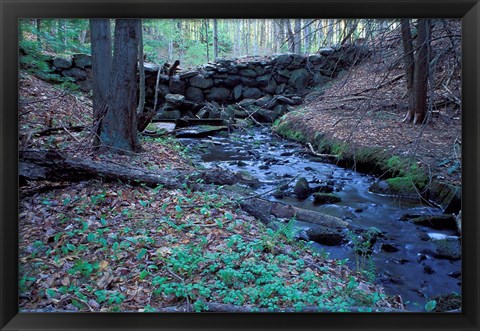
[[43, 43, 370, 122], [50, 54, 93, 92]]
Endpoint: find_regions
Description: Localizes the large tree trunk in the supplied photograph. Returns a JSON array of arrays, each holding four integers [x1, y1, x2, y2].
[[400, 19, 416, 123], [98, 19, 142, 153], [412, 19, 430, 124], [90, 19, 112, 145]]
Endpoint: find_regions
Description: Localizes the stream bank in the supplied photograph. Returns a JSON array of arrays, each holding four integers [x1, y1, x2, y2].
[[272, 113, 461, 215], [180, 126, 461, 312]]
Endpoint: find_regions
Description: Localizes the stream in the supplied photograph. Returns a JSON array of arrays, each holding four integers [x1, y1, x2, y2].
[[179, 126, 461, 311]]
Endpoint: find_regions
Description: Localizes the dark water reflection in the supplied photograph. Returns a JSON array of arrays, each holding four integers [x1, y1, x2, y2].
[[180, 127, 461, 311]]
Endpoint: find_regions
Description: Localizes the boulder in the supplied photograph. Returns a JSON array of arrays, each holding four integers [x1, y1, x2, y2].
[[381, 243, 400, 252], [143, 63, 160, 74], [204, 64, 217, 71], [256, 74, 270, 87], [221, 105, 236, 121], [196, 107, 210, 119], [288, 54, 305, 69], [72, 54, 92, 69], [175, 125, 228, 138], [205, 87, 231, 102], [408, 214, 457, 230], [62, 68, 88, 80], [313, 193, 342, 204], [144, 122, 176, 134], [255, 94, 273, 107], [240, 76, 257, 87], [369, 180, 391, 195], [222, 75, 241, 88], [253, 66, 266, 76], [312, 74, 332, 85], [294, 177, 311, 199], [288, 68, 310, 91], [53, 56, 72, 69], [308, 54, 323, 64], [238, 99, 256, 108], [179, 70, 199, 80], [165, 93, 185, 107], [312, 184, 334, 194], [238, 68, 258, 78], [154, 109, 181, 120], [258, 108, 281, 123], [433, 239, 461, 260], [169, 77, 186, 95], [189, 75, 213, 89], [274, 54, 293, 68], [275, 83, 286, 95], [77, 80, 92, 92], [273, 104, 288, 117], [233, 84, 243, 100], [319, 47, 335, 56], [185, 87, 205, 103], [274, 70, 291, 83], [305, 226, 345, 246], [260, 78, 277, 95], [243, 87, 262, 99], [157, 84, 171, 99]]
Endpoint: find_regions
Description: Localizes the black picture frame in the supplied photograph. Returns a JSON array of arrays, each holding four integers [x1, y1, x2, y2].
[[1, 0, 479, 330]]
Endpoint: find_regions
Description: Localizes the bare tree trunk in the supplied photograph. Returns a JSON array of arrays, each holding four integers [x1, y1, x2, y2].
[[412, 19, 430, 125], [204, 19, 210, 62], [284, 19, 295, 53], [213, 19, 219, 59], [90, 19, 112, 146], [253, 19, 258, 55], [272, 20, 278, 53], [137, 20, 146, 115], [98, 19, 142, 153], [340, 19, 358, 45], [58, 20, 66, 47], [294, 19, 302, 54], [304, 19, 312, 54], [36, 19, 42, 47], [400, 19, 415, 123], [234, 19, 241, 57], [327, 19, 334, 45], [244, 19, 250, 55], [317, 20, 323, 49]]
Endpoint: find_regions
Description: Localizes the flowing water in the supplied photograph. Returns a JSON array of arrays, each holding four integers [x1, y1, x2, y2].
[[179, 126, 461, 311]]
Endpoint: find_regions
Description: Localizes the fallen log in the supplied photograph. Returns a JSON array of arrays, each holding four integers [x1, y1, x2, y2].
[[19, 149, 257, 189], [33, 125, 86, 137], [20, 149, 347, 233], [238, 196, 348, 229]]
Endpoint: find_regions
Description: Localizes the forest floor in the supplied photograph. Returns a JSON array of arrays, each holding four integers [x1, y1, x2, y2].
[[18, 72, 403, 312], [276, 27, 462, 188]]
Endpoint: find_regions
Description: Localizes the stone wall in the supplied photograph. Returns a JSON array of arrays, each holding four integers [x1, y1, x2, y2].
[[37, 43, 370, 122]]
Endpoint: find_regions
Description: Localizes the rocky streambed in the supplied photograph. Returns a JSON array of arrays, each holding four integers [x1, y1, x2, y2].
[[179, 126, 461, 312]]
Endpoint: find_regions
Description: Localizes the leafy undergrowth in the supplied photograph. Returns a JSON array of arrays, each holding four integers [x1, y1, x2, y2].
[[18, 58, 402, 313], [19, 178, 401, 312]]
